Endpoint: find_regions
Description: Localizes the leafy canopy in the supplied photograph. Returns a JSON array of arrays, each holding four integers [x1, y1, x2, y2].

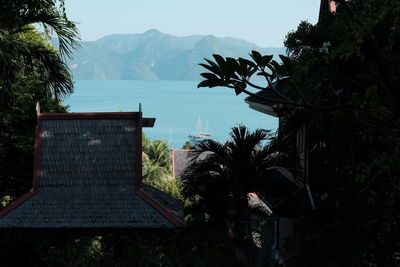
[[197, 0, 400, 266], [0, 0, 79, 102]]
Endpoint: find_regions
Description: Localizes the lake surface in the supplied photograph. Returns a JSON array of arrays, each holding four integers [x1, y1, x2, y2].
[[65, 80, 278, 148]]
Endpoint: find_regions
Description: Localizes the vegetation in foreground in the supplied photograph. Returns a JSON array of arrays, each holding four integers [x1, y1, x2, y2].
[[198, 0, 400, 266], [182, 125, 288, 266], [0, 227, 238, 267]]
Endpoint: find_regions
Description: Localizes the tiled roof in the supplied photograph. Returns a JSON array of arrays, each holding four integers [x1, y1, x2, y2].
[[172, 149, 193, 179], [0, 111, 183, 228], [142, 184, 184, 220], [0, 188, 174, 228], [172, 149, 212, 179]]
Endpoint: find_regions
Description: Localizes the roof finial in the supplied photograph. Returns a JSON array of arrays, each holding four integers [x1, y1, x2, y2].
[[319, 0, 336, 22]]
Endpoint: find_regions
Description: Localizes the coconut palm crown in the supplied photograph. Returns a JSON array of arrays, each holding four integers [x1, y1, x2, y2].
[[182, 125, 286, 239]]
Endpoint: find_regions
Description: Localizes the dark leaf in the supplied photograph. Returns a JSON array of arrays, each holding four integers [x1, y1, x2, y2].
[[368, 61, 380, 77], [225, 57, 240, 74], [200, 72, 220, 80], [238, 57, 257, 68], [269, 60, 281, 73], [248, 67, 257, 77], [197, 80, 211, 88], [198, 77, 223, 88], [263, 55, 273, 63], [204, 58, 223, 76], [355, 73, 374, 82], [199, 63, 217, 74], [279, 55, 291, 66], [234, 85, 243, 95], [213, 54, 226, 68], [365, 84, 378, 99], [250, 50, 264, 67]]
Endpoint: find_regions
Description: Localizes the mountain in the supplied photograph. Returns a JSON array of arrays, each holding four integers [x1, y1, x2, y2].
[[67, 29, 286, 80]]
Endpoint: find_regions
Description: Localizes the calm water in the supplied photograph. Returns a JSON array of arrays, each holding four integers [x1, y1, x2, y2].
[[64, 80, 277, 148]]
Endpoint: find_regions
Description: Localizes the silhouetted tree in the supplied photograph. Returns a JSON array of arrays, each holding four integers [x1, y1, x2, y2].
[[197, 0, 400, 265], [182, 126, 287, 265]]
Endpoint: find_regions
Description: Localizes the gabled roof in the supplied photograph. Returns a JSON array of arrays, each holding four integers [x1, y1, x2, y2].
[[172, 149, 212, 179], [0, 107, 183, 228]]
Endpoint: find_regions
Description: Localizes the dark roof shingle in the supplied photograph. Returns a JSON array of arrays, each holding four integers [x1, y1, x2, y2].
[[0, 112, 183, 228]]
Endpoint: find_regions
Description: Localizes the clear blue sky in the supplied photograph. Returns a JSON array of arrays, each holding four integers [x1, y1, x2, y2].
[[65, 0, 321, 47]]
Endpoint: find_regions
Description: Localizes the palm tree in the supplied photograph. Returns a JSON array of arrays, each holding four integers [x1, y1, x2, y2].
[[142, 135, 173, 182], [144, 140, 172, 172], [182, 125, 286, 241], [0, 0, 79, 103]]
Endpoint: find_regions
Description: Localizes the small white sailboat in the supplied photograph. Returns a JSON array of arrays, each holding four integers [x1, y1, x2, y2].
[[188, 117, 212, 141]]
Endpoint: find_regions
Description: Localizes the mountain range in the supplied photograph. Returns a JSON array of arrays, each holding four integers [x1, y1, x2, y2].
[[67, 29, 286, 80]]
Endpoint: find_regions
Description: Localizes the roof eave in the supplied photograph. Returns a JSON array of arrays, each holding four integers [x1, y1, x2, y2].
[[244, 99, 279, 117], [136, 188, 184, 227]]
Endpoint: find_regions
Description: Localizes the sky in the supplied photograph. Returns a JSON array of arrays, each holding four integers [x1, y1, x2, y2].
[[65, 0, 321, 48]]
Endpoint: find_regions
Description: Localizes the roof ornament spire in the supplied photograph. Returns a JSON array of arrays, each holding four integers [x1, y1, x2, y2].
[[319, 0, 337, 22]]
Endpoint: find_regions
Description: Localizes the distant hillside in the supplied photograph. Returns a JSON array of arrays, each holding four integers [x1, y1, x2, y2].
[[67, 29, 286, 80]]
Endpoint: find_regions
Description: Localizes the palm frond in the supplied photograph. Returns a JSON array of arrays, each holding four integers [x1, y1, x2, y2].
[[4, 1, 80, 58], [22, 42, 73, 98]]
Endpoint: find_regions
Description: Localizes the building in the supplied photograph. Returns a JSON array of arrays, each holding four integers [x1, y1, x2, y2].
[[0, 104, 183, 228]]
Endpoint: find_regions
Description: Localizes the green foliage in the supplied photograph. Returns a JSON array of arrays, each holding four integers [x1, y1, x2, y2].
[[1, 195, 12, 208], [142, 134, 182, 199], [0, 30, 69, 200], [143, 138, 172, 174], [0, 0, 79, 102], [142, 134, 172, 179], [182, 126, 289, 265], [0, 228, 238, 267], [0, 0, 76, 204], [288, 1, 400, 266], [198, 0, 400, 265], [146, 178, 183, 200], [182, 126, 285, 235], [182, 140, 195, 149]]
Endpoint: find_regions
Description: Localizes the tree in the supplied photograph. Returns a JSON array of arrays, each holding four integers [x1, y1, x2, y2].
[[197, 1, 400, 266], [142, 135, 172, 181], [141, 134, 182, 199], [0, 0, 79, 203], [182, 126, 287, 264], [0, 0, 79, 103], [198, 0, 400, 141]]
